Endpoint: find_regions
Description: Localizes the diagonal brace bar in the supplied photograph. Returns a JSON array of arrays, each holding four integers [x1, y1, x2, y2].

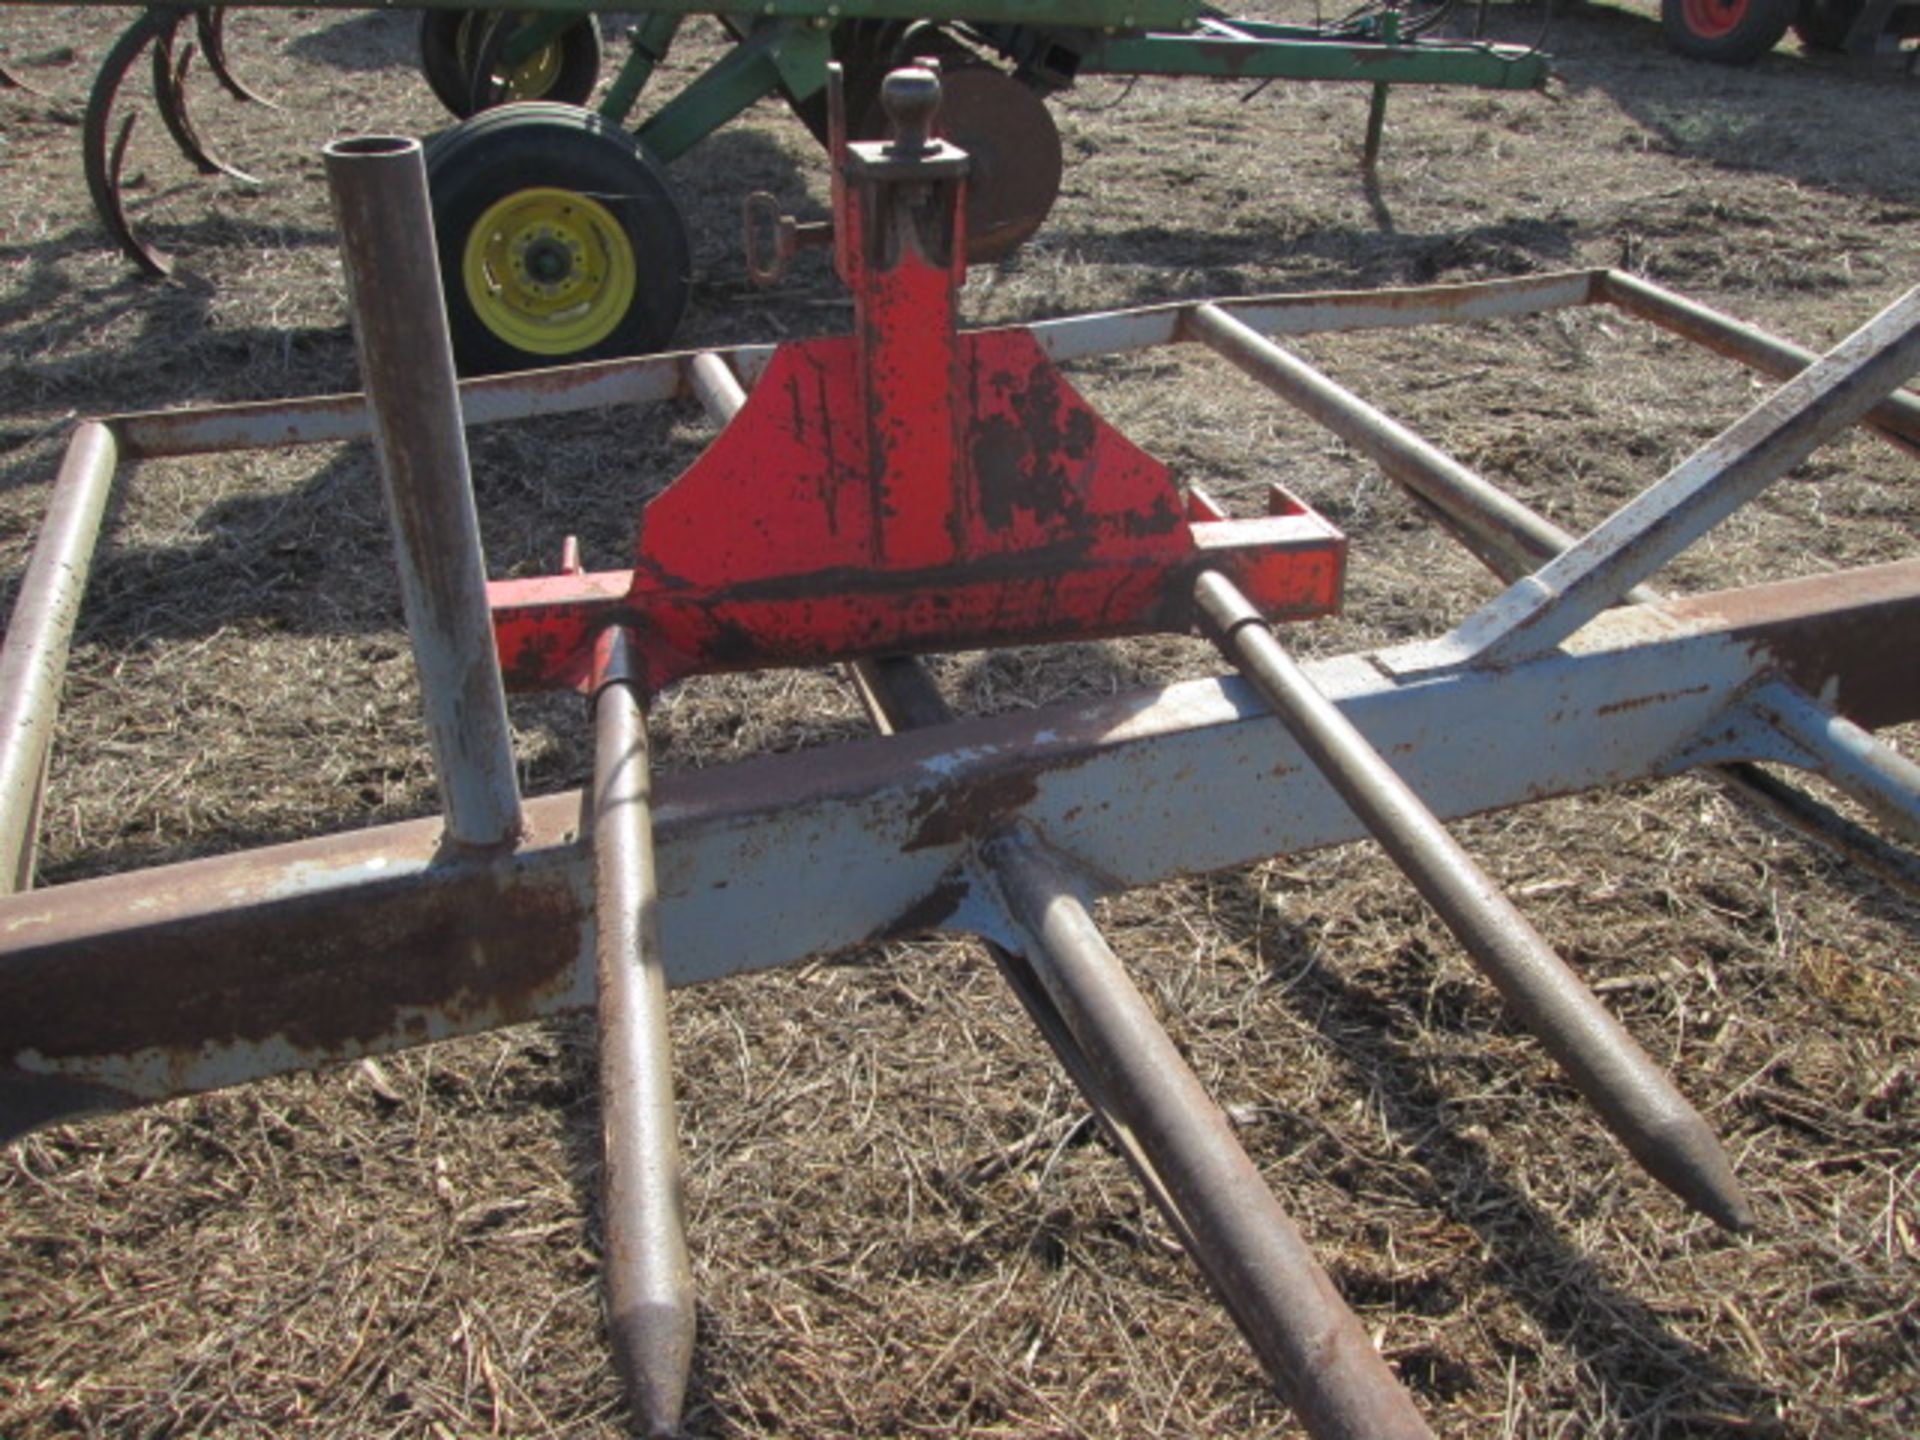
[[1434, 283, 1920, 670], [1744, 679, 1920, 846]]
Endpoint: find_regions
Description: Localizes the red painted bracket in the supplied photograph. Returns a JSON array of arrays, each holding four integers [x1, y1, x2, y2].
[[487, 66, 1344, 695]]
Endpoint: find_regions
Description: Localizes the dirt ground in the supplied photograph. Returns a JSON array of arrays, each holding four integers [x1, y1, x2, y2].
[[2, 3, 1917, 1436]]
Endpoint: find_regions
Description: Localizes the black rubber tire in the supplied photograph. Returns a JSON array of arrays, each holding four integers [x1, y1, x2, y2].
[[425, 103, 690, 375], [1661, 0, 1793, 61], [418, 10, 602, 120], [1791, 0, 1864, 47]]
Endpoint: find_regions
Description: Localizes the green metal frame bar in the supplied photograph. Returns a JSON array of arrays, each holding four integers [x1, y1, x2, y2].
[[29, 0, 1205, 24], [598, 10, 685, 122], [32, 0, 1551, 236], [628, 18, 830, 162], [1080, 33, 1548, 88], [586, 15, 1546, 160]]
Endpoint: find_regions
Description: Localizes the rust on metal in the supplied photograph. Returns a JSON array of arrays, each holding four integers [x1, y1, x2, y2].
[[589, 626, 696, 1437], [4, 147, 1916, 1432], [0, 422, 120, 893], [1196, 569, 1753, 1232], [1662, 560, 1920, 730]]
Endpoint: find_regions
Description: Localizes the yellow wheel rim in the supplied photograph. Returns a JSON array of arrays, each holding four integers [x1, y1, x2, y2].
[[504, 42, 563, 98], [461, 187, 637, 356], [495, 10, 563, 99], [458, 12, 567, 101]]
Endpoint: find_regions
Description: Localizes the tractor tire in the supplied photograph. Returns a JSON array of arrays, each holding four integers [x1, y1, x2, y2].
[[418, 10, 602, 120], [425, 103, 690, 375], [1792, 0, 1870, 47], [1661, 0, 1793, 60]]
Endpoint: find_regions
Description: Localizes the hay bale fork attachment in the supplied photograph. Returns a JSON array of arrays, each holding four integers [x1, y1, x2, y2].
[[6, 63, 1920, 1439]]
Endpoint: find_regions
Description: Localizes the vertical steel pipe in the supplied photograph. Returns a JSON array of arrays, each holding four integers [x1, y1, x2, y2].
[[1194, 569, 1754, 1233], [0, 421, 119, 892], [590, 625, 694, 1438], [982, 826, 1435, 1440], [323, 135, 521, 850]]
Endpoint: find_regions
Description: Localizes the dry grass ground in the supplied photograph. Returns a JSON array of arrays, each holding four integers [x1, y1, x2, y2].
[[2, 3, 1917, 1436]]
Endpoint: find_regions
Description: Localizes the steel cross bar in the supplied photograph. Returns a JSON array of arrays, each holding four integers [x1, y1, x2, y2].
[[3, 561, 1914, 1140], [1597, 270, 1920, 460], [1744, 679, 1920, 846], [1430, 283, 1920, 671], [4, 269, 1910, 901], [0, 424, 118, 893]]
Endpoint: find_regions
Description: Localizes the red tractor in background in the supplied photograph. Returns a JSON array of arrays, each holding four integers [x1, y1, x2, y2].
[[1662, 0, 1920, 63]]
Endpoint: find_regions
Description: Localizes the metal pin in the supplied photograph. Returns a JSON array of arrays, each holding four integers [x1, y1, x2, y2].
[[1195, 568, 1754, 1232], [590, 625, 695, 1437], [982, 826, 1437, 1439], [852, 658, 1435, 1439]]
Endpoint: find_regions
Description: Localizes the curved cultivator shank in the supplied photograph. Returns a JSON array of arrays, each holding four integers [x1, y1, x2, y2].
[[81, 5, 267, 276]]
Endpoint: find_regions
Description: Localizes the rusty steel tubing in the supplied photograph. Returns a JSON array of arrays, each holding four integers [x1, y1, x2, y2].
[[847, 662, 1211, 1278], [323, 135, 521, 850], [982, 826, 1435, 1440], [1185, 303, 1594, 586], [1189, 294, 1920, 890], [1599, 269, 1920, 459], [849, 660, 1424, 1430], [589, 625, 694, 1438], [1444, 283, 1920, 668], [1194, 569, 1755, 1233], [0, 421, 119, 893]]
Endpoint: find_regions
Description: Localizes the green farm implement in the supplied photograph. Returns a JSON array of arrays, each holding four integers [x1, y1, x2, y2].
[[17, 1, 1551, 370]]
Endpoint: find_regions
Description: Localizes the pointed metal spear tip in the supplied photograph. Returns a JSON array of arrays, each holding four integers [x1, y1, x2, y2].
[[1633, 1108, 1756, 1234], [609, 1299, 695, 1439]]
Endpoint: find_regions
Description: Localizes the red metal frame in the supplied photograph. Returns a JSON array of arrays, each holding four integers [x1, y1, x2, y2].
[[486, 68, 1344, 693]]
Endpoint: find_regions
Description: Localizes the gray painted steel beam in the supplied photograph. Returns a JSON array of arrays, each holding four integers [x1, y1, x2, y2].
[[4, 562, 1914, 1138]]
